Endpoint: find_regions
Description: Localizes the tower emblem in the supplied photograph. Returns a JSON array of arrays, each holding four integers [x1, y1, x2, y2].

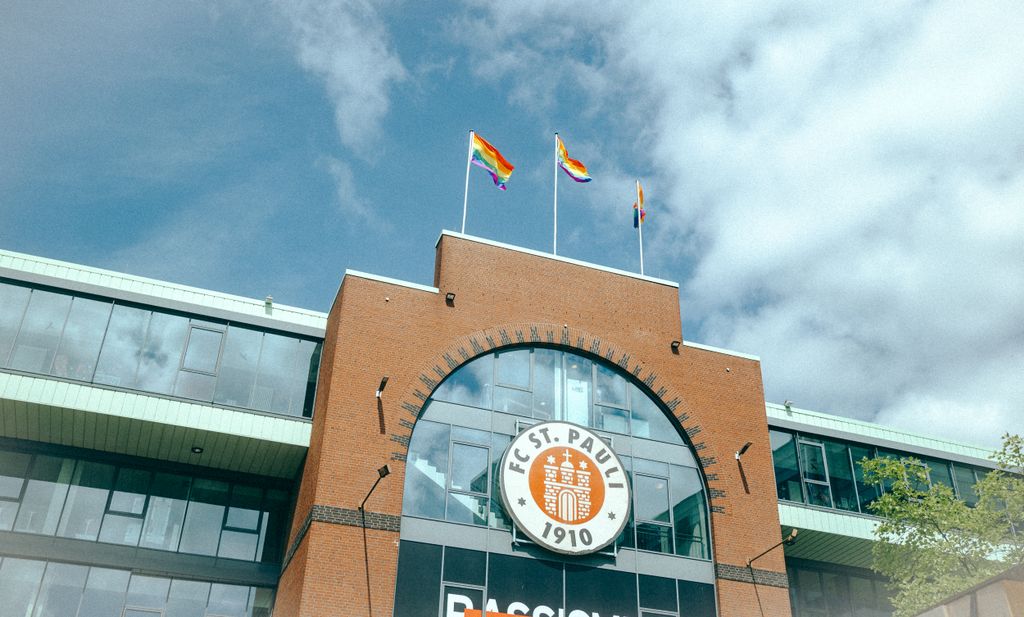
[[499, 421, 631, 555]]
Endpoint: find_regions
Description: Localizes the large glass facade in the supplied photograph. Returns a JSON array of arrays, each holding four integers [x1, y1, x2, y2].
[[0, 555, 273, 617], [398, 347, 713, 617], [770, 428, 991, 515], [0, 279, 321, 418], [787, 561, 893, 617], [0, 440, 291, 565]]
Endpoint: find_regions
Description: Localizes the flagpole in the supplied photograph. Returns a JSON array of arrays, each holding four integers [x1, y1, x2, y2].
[[637, 180, 645, 276], [462, 130, 474, 234], [553, 133, 559, 255]]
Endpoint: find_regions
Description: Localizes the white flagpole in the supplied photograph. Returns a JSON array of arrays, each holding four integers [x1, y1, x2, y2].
[[553, 133, 559, 255], [637, 180, 645, 276], [462, 130, 474, 234]]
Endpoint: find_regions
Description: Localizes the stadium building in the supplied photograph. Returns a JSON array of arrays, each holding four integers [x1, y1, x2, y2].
[[0, 231, 1001, 617]]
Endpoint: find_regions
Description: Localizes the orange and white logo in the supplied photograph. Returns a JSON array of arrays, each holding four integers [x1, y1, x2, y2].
[[500, 421, 630, 555]]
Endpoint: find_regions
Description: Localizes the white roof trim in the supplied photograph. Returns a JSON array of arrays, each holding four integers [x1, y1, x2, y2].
[[436, 230, 679, 289], [682, 341, 760, 361], [343, 269, 439, 294]]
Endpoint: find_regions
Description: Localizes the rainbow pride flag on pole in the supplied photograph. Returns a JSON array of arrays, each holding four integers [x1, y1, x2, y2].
[[633, 181, 646, 228], [556, 135, 592, 183], [471, 133, 514, 190]]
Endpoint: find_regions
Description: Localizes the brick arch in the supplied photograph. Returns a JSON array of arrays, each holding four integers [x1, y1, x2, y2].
[[387, 321, 728, 514]]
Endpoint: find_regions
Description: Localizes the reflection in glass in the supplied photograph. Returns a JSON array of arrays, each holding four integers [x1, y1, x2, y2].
[[771, 431, 802, 502], [252, 333, 298, 414], [595, 363, 626, 408], [850, 445, 879, 513], [824, 440, 859, 512], [180, 479, 228, 556], [140, 472, 190, 551], [258, 488, 290, 563], [136, 312, 188, 395], [531, 348, 562, 419], [432, 354, 493, 409], [93, 305, 149, 388], [8, 289, 71, 373], [0, 450, 30, 530], [450, 444, 488, 494], [127, 574, 170, 610], [953, 464, 979, 506], [629, 383, 679, 442], [800, 442, 829, 483], [167, 579, 210, 617], [100, 467, 150, 546], [57, 460, 114, 541], [214, 327, 262, 408], [403, 421, 450, 520], [565, 355, 592, 425], [14, 455, 74, 534], [446, 493, 488, 525], [0, 557, 46, 617], [496, 349, 530, 388], [208, 583, 250, 617], [78, 567, 130, 617], [181, 326, 223, 374], [34, 562, 89, 617], [671, 465, 708, 559], [636, 475, 671, 523], [0, 282, 31, 366], [51, 296, 111, 380]]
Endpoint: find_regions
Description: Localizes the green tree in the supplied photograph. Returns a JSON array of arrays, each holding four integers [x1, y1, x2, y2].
[[861, 433, 1023, 617]]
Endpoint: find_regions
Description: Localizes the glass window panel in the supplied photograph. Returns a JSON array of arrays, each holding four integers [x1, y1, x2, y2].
[[33, 562, 88, 617], [796, 568, 826, 613], [532, 348, 562, 420], [93, 304, 149, 388], [636, 474, 671, 523], [636, 521, 673, 553], [0, 282, 31, 367], [226, 484, 262, 530], [133, 311, 189, 395], [850, 446, 879, 513], [99, 512, 143, 546], [634, 458, 669, 477], [565, 564, 638, 617], [258, 488, 289, 564], [925, 458, 954, 490], [108, 467, 150, 514], [218, 530, 259, 561], [493, 385, 533, 417], [14, 455, 75, 535], [595, 363, 627, 408], [824, 440, 859, 512], [207, 583, 249, 617], [450, 443, 488, 494], [181, 326, 222, 374], [298, 340, 321, 417], [8, 289, 71, 374], [51, 296, 111, 380], [487, 553, 563, 616], [677, 580, 716, 617], [0, 450, 31, 499], [639, 574, 677, 612], [771, 430, 803, 502], [251, 333, 299, 414], [57, 460, 115, 540], [595, 405, 629, 435], [172, 370, 217, 403], [78, 567, 130, 617], [213, 327, 262, 408], [822, 571, 852, 617], [446, 493, 488, 525], [126, 575, 170, 610], [671, 465, 709, 560], [282, 338, 319, 417], [489, 433, 512, 530], [495, 349, 530, 389], [564, 355, 592, 426], [0, 557, 46, 617], [805, 483, 832, 508], [800, 442, 829, 483], [432, 354, 493, 410], [179, 478, 228, 556], [451, 426, 489, 446], [629, 383, 679, 443], [393, 541, 442, 617], [167, 579, 210, 617], [443, 546, 486, 586], [403, 420, 450, 520], [140, 472, 190, 551], [953, 464, 979, 506]]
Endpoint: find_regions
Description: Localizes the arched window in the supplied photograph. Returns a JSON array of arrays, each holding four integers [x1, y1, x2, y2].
[[395, 347, 716, 617]]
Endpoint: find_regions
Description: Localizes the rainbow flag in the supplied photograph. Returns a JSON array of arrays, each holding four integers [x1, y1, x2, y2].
[[471, 133, 514, 190], [633, 180, 646, 228], [556, 135, 592, 182]]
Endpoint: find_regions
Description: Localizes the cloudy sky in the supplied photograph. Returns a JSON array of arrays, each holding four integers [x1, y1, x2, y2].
[[2, 1, 1021, 448]]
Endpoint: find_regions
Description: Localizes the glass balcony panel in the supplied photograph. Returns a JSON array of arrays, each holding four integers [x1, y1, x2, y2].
[[78, 567, 130, 617], [446, 493, 488, 526], [251, 333, 299, 414], [140, 472, 190, 552], [218, 530, 259, 561], [134, 312, 189, 395], [33, 562, 88, 617], [50, 296, 111, 381], [14, 455, 75, 535], [0, 282, 31, 367], [635, 522, 673, 553], [8, 289, 71, 374], [93, 305, 149, 388], [179, 479, 228, 556], [0, 557, 46, 617], [213, 327, 262, 409], [108, 467, 150, 514], [57, 460, 115, 541]]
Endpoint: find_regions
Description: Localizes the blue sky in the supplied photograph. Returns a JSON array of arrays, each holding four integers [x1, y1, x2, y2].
[[2, 1, 1022, 448]]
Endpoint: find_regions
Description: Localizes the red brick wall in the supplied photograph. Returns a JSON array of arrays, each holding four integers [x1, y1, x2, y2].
[[273, 234, 790, 617]]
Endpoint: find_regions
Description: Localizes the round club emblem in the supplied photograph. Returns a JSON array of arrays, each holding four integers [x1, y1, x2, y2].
[[499, 421, 631, 555]]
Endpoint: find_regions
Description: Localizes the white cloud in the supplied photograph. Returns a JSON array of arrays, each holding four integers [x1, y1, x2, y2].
[[274, 0, 406, 156], [455, 0, 1024, 447]]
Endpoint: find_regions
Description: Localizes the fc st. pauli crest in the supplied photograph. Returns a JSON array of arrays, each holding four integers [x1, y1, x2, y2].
[[499, 421, 631, 555]]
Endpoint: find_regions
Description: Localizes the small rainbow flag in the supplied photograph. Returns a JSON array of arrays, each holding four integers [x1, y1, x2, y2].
[[633, 180, 646, 228], [556, 135, 592, 183], [471, 133, 514, 190]]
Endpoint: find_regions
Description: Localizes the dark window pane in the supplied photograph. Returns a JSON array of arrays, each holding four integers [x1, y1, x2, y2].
[[283, 339, 319, 417], [34, 562, 88, 617], [443, 546, 486, 586], [489, 433, 512, 530], [925, 458, 954, 490], [213, 327, 262, 408], [181, 326, 222, 374], [0, 450, 30, 499], [207, 583, 249, 617], [565, 564, 638, 617], [495, 348, 530, 389], [109, 467, 150, 514], [800, 442, 828, 483], [450, 443, 488, 494], [9, 289, 71, 373], [639, 574, 677, 612], [226, 484, 262, 530], [57, 460, 114, 541], [672, 465, 709, 560], [636, 474, 671, 523], [806, 482, 832, 508], [135, 312, 189, 395], [678, 580, 716, 617], [432, 354, 493, 409], [258, 488, 290, 564], [394, 541, 442, 617], [771, 430, 803, 502], [252, 333, 299, 414], [140, 472, 190, 551], [636, 522, 673, 553], [93, 305, 149, 388], [488, 553, 563, 614], [630, 383, 679, 443], [564, 355, 592, 426], [953, 464, 979, 506], [78, 567, 130, 617], [532, 348, 562, 419], [180, 479, 228, 556], [167, 579, 210, 617], [443, 585, 483, 617], [850, 446, 879, 512], [0, 282, 31, 367], [14, 455, 75, 534], [299, 340, 321, 417], [403, 420, 450, 520], [824, 440, 859, 512], [0, 557, 45, 617], [51, 296, 110, 380], [822, 571, 852, 617], [595, 363, 627, 408]]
